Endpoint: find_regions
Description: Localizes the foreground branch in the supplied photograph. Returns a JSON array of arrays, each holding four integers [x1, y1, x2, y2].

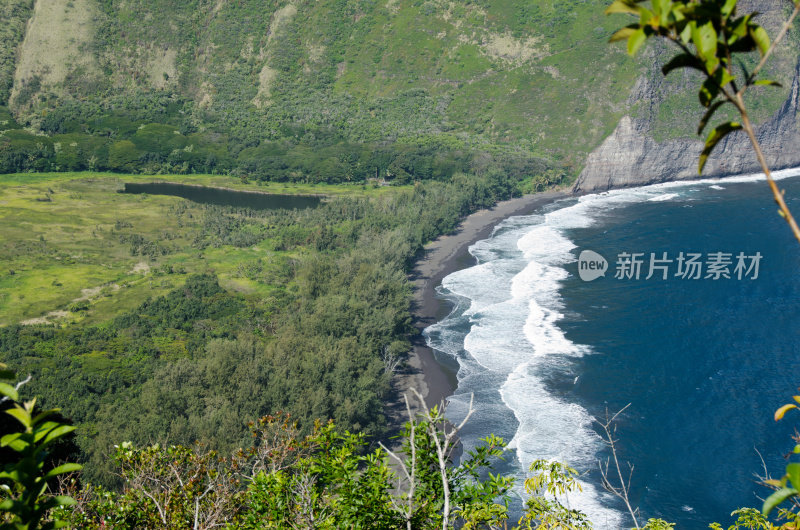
[[596, 404, 640, 530]]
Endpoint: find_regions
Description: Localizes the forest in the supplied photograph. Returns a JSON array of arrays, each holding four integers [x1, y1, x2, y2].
[[0, 0, 660, 181], [0, 95, 558, 187], [0, 170, 536, 489]]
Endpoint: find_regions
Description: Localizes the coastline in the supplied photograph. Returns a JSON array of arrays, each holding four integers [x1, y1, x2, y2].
[[393, 165, 800, 414], [392, 189, 570, 416]]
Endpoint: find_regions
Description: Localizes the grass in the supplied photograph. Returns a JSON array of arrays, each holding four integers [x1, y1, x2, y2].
[[0, 172, 408, 326]]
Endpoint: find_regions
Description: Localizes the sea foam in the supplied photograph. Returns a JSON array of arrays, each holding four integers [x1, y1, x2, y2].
[[424, 170, 800, 527]]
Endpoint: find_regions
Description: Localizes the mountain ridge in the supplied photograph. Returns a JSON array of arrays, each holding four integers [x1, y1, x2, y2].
[[1, 0, 640, 179], [1, 0, 797, 186]]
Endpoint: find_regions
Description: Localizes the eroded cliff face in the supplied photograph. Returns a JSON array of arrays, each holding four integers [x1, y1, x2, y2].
[[574, 1, 800, 193]]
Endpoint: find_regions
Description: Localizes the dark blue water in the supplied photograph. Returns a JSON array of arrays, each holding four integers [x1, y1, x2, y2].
[[122, 182, 321, 210], [428, 173, 800, 528], [558, 178, 800, 526]]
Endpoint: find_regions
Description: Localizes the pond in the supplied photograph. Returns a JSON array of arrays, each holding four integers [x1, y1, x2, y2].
[[121, 182, 322, 210]]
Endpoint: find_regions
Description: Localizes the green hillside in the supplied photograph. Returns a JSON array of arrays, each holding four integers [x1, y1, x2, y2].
[[0, 0, 647, 180]]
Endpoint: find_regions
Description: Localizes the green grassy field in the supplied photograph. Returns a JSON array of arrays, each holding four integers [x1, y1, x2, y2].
[[0, 172, 406, 326]]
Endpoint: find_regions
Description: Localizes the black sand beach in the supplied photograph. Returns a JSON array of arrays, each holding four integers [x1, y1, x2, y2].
[[391, 189, 569, 417]]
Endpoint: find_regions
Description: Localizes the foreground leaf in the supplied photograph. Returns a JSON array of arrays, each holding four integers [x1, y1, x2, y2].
[[775, 403, 797, 421], [763, 487, 798, 516], [699, 122, 742, 173]]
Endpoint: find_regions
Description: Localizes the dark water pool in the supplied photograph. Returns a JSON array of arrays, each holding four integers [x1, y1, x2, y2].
[[121, 182, 322, 210]]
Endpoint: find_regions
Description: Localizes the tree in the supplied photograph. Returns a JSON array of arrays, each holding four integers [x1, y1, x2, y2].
[[380, 389, 513, 530], [54, 396, 520, 529]]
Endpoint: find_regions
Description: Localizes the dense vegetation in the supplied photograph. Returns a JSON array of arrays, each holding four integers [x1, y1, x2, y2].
[[0, 170, 535, 487], [4, 359, 686, 529], [0, 0, 656, 179], [0, 103, 555, 185], [2, 0, 793, 178]]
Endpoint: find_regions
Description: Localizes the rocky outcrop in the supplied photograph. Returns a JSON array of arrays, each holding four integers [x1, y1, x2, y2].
[[574, 60, 800, 193], [574, 1, 800, 193]]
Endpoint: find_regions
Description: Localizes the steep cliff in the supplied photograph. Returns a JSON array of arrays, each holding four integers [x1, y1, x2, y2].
[[574, 1, 800, 193]]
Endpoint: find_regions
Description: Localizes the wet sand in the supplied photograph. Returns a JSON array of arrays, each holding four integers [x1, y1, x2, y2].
[[390, 189, 570, 419]]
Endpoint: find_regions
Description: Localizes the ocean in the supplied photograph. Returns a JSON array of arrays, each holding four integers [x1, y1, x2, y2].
[[424, 168, 800, 528]]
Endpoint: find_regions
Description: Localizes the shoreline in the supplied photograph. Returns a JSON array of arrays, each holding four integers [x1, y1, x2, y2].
[[391, 189, 570, 416], [390, 165, 800, 418]]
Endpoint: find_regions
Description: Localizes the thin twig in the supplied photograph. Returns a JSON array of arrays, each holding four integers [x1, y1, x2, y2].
[[409, 387, 475, 530], [663, 1, 800, 243], [743, 1, 800, 88], [734, 1, 800, 243], [596, 404, 640, 530], [737, 105, 800, 244], [380, 392, 423, 529], [0, 374, 32, 404]]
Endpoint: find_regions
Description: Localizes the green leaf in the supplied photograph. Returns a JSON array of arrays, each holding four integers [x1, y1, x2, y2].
[[704, 55, 720, 75], [44, 462, 83, 480], [754, 79, 782, 87], [0, 432, 22, 445], [680, 22, 693, 44], [763, 487, 799, 515], [697, 101, 726, 135], [692, 21, 718, 62], [41, 424, 76, 447], [699, 77, 720, 108], [628, 27, 647, 55], [0, 434, 27, 452], [699, 122, 742, 173], [729, 15, 750, 40], [714, 67, 735, 89], [32, 407, 61, 427], [787, 463, 800, 489], [637, 7, 654, 26], [750, 25, 770, 55], [5, 406, 32, 429], [34, 421, 62, 443], [606, 0, 641, 16], [53, 495, 77, 507], [0, 382, 17, 401], [657, 0, 673, 25], [721, 0, 737, 18], [661, 53, 703, 76], [609, 25, 638, 43]]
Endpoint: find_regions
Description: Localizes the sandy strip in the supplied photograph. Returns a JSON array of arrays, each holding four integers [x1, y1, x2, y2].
[[388, 189, 570, 422]]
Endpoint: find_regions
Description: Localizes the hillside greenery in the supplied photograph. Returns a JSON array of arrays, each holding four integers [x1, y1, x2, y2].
[[0, 170, 543, 487], [0, 0, 650, 179], [1, 1, 795, 177], [3, 360, 683, 530]]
